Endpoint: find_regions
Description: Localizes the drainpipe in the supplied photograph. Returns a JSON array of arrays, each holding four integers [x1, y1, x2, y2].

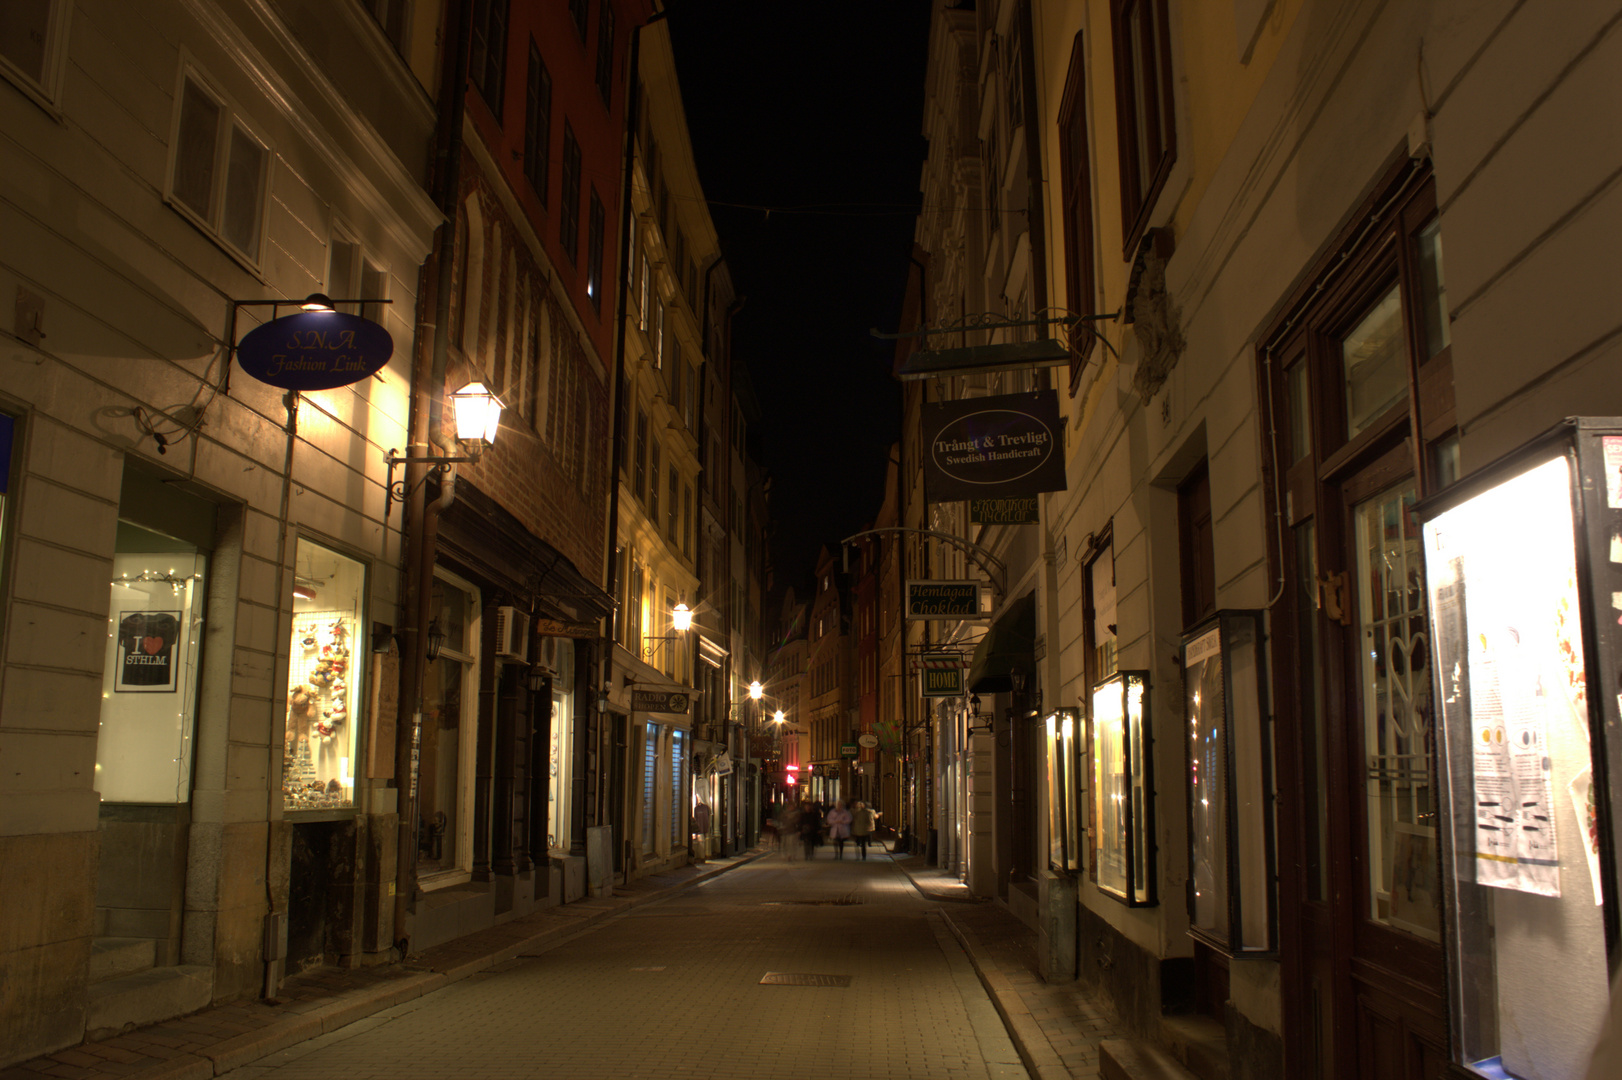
[[600, 10, 668, 827], [393, 0, 472, 954]]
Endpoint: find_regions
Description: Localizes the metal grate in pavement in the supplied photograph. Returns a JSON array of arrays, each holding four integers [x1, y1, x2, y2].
[[759, 972, 853, 987]]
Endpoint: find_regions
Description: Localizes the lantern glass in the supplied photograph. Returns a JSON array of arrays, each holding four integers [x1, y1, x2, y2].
[[748, 680, 763, 700], [1091, 671, 1154, 905], [451, 381, 504, 445], [671, 603, 693, 632], [1183, 609, 1275, 957]]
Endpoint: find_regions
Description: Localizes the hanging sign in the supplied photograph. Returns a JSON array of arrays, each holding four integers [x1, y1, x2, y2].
[[906, 580, 982, 619], [922, 390, 1066, 502], [631, 689, 690, 714], [921, 667, 964, 697], [970, 497, 1039, 524], [535, 618, 597, 638], [236, 311, 394, 391]]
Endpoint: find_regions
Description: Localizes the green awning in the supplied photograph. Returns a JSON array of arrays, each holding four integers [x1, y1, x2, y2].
[[967, 592, 1036, 693]]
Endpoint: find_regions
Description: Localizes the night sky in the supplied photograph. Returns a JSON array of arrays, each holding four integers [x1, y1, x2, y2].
[[665, 1, 932, 599]]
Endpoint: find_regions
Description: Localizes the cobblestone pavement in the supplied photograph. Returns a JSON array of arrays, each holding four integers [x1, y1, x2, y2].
[[5, 848, 1123, 1080], [222, 847, 1026, 1080], [892, 858, 1121, 1080]]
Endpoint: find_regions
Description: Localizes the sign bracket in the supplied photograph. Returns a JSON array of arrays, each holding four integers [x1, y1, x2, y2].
[[841, 526, 1006, 598]]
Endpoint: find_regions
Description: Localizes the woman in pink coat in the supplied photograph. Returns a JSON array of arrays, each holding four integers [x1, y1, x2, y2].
[[825, 800, 854, 860]]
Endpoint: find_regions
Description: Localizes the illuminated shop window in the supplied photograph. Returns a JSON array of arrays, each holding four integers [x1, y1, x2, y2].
[[96, 523, 208, 803], [282, 539, 367, 813], [1092, 671, 1154, 905]]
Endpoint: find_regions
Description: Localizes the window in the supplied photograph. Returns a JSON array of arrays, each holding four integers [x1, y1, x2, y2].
[[283, 539, 368, 813], [523, 46, 551, 204], [684, 365, 697, 431], [667, 467, 679, 542], [568, 0, 589, 41], [470, 0, 508, 119], [560, 123, 581, 263], [586, 188, 605, 312], [1005, 37, 1024, 132], [652, 299, 664, 368], [638, 244, 651, 327], [633, 408, 648, 503], [682, 484, 692, 559], [362, 0, 410, 54], [594, 0, 615, 106], [421, 571, 478, 879], [0, 0, 69, 104], [328, 232, 387, 324], [985, 138, 1000, 236], [1110, 0, 1175, 254], [168, 69, 269, 263], [649, 439, 661, 522], [1058, 32, 1097, 384], [628, 558, 644, 650]]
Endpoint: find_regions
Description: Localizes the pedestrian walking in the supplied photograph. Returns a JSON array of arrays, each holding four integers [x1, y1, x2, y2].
[[781, 801, 803, 860], [825, 799, 853, 860], [797, 799, 820, 861], [850, 800, 878, 860]]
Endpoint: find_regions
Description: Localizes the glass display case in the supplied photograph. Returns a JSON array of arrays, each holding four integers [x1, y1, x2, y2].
[[1183, 610, 1276, 957], [1092, 671, 1154, 905], [1046, 707, 1082, 873], [1415, 418, 1622, 1080], [282, 538, 367, 813]]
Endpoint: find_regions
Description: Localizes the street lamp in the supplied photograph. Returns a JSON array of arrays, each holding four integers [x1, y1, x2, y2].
[[385, 381, 507, 519], [643, 601, 694, 664], [748, 680, 763, 700]]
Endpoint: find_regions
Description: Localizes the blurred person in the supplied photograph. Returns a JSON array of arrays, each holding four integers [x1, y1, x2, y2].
[[798, 798, 821, 860], [850, 800, 878, 860], [826, 800, 853, 860]]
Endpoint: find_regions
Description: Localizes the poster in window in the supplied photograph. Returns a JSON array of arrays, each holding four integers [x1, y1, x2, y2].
[[114, 610, 182, 693]]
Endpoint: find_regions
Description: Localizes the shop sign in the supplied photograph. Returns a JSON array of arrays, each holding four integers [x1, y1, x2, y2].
[[236, 311, 394, 391], [969, 497, 1039, 524], [921, 667, 964, 697], [906, 579, 982, 619], [858, 733, 879, 748], [711, 751, 733, 776], [631, 688, 690, 714], [922, 390, 1066, 502], [535, 618, 597, 638], [841, 743, 859, 758]]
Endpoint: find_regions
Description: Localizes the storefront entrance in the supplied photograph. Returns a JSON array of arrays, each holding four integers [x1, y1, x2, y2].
[[1265, 158, 1458, 1079]]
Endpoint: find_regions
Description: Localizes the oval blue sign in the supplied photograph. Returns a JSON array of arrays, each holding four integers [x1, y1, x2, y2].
[[236, 311, 394, 391]]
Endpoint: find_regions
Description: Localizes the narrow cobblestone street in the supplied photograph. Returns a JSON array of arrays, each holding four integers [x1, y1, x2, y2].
[[221, 850, 1028, 1080]]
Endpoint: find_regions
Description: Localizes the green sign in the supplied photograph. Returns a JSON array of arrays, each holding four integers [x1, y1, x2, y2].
[[906, 579, 981, 619], [921, 668, 964, 697], [841, 743, 859, 758], [969, 497, 1038, 524]]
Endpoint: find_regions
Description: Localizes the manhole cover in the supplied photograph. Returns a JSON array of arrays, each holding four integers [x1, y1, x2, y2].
[[759, 972, 852, 987]]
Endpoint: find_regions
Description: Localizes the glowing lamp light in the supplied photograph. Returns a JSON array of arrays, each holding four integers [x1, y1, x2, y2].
[[672, 603, 693, 632], [773, 709, 785, 724], [300, 293, 336, 312], [748, 681, 763, 700], [451, 381, 504, 446]]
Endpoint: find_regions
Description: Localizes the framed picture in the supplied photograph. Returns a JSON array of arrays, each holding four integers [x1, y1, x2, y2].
[[113, 609, 182, 693], [1389, 821, 1440, 940]]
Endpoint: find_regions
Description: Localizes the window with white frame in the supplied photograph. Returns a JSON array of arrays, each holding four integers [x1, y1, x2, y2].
[[0, 0, 70, 106], [168, 66, 270, 264], [328, 230, 387, 324]]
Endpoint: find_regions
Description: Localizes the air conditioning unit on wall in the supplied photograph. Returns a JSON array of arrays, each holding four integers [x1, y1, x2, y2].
[[494, 606, 529, 661], [535, 634, 560, 673]]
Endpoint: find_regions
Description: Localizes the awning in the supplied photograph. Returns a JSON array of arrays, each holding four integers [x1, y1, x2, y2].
[[967, 591, 1036, 693], [895, 338, 1070, 382]]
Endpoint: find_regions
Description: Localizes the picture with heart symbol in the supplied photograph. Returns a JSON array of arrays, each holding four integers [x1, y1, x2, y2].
[[114, 611, 181, 692]]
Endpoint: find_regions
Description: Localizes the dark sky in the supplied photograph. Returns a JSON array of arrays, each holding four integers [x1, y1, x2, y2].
[[665, 1, 932, 596]]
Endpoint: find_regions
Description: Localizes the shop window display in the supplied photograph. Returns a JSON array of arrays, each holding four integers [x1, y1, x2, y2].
[[96, 523, 207, 802], [283, 539, 366, 812]]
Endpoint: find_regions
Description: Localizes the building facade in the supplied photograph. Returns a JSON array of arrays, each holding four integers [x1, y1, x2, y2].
[[0, 0, 441, 1062], [898, 1, 1622, 1078]]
